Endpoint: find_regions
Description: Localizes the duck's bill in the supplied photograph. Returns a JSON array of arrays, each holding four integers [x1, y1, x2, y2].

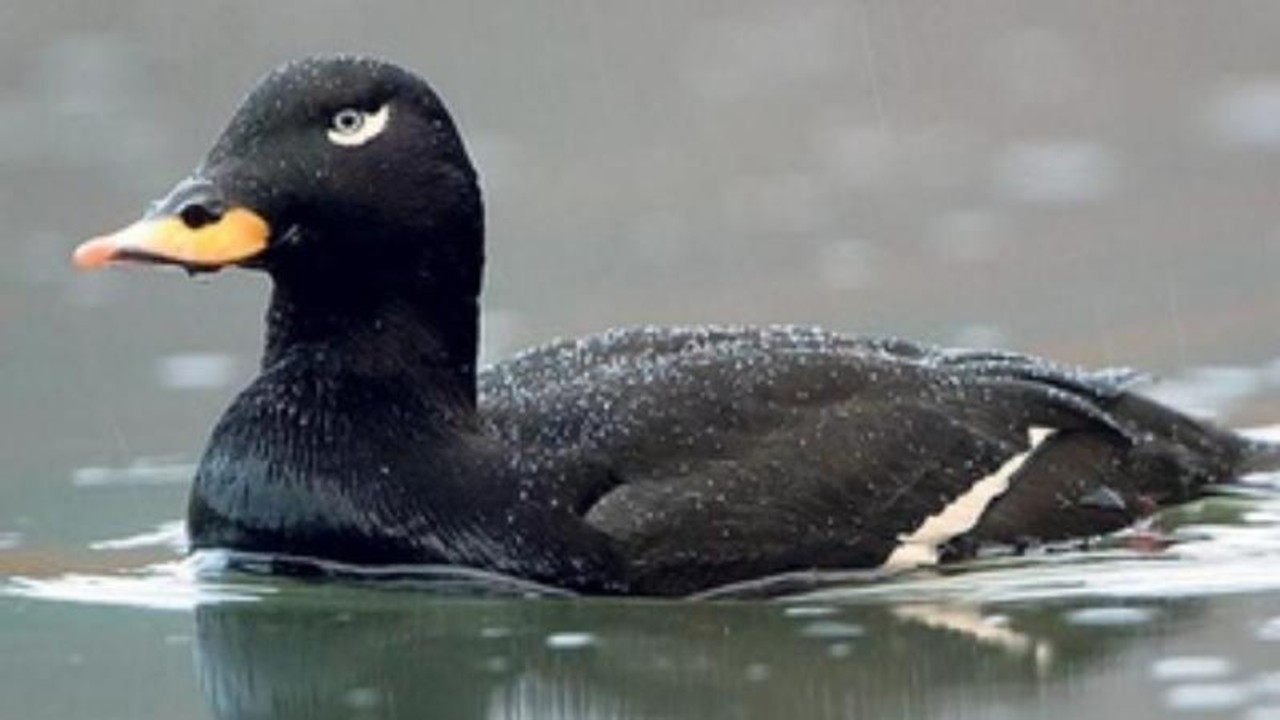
[[73, 207, 270, 272]]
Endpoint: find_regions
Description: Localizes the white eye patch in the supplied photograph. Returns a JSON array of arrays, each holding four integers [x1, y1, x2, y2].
[[326, 104, 391, 147]]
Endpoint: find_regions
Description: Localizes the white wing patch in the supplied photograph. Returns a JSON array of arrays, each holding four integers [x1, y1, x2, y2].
[[881, 426, 1056, 570], [327, 104, 391, 147]]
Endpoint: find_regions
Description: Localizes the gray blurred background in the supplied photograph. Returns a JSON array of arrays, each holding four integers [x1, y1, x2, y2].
[[2, 2, 1278, 543]]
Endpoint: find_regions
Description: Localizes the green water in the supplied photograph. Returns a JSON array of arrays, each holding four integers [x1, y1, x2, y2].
[[6, 554, 1280, 719], [5, 2, 1280, 718], [6, 482, 1280, 719]]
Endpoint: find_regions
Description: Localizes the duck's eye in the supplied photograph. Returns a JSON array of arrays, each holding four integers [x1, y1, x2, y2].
[[326, 105, 390, 147], [331, 108, 364, 133]]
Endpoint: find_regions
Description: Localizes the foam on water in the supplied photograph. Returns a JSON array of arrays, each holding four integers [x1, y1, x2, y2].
[[2, 549, 571, 611], [4, 555, 262, 612], [88, 520, 187, 552], [1246, 425, 1280, 444]]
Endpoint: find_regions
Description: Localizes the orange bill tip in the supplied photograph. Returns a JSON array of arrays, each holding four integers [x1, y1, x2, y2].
[[72, 236, 120, 269]]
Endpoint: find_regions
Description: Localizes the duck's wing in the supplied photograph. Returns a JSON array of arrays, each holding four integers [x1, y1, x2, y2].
[[478, 326, 1253, 595]]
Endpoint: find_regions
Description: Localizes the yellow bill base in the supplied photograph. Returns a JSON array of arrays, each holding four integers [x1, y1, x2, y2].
[[73, 208, 270, 270]]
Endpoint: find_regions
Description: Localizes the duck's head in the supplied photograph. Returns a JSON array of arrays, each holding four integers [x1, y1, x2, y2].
[[74, 55, 482, 294]]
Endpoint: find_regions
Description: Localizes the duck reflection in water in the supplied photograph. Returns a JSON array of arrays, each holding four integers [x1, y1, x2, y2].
[[191, 590, 1195, 720]]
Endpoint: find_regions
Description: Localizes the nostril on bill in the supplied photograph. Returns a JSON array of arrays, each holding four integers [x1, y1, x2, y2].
[[179, 202, 224, 229]]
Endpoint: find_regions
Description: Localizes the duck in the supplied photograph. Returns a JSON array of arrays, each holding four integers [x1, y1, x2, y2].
[[73, 55, 1279, 596]]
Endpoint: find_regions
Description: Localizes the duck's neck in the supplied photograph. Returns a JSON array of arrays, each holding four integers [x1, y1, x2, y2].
[[262, 266, 480, 411]]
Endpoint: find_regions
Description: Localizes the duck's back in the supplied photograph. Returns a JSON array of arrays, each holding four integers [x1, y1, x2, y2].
[[478, 326, 1260, 595]]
